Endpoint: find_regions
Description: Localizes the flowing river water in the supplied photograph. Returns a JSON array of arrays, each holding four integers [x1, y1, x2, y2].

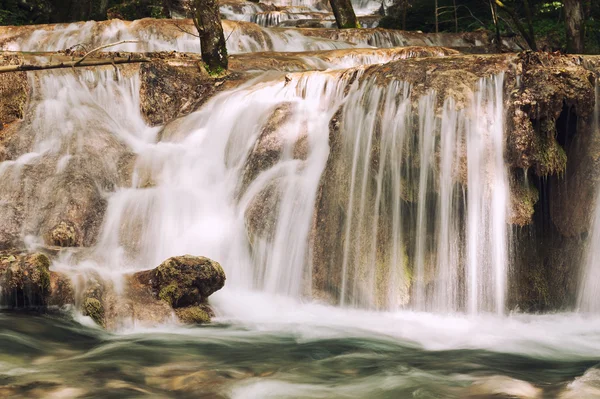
[[1, 3, 600, 398]]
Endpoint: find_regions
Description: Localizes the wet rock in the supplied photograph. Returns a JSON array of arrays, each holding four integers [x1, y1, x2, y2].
[[135, 255, 226, 308], [140, 60, 221, 126], [244, 179, 282, 243], [80, 273, 107, 327], [45, 221, 79, 248], [559, 368, 600, 398], [83, 297, 105, 327], [240, 102, 309, 192], [48, 270, 75, 307], [506, 52, 595, 177], [509, 176, 539, 227], [0, 54, 28, 127], [174, 304, 213, 324], [549, 115, 600, 237], [0, 55, 28, 165], [0, 252, 73, 308]]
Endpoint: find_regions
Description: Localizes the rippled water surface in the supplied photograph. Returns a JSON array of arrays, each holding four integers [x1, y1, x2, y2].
[[2, 295, 600, 398]]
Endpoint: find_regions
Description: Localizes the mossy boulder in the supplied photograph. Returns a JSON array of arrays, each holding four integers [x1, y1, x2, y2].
[[135, 255, 226, 309], [0, 252, 73, 308]]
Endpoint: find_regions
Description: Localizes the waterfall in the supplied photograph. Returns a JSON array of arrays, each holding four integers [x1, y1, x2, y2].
[[578, 77, 600, 313], [60, 69, 361, 300], [4, 58, 509, 316], [327, 74, 509, 313]]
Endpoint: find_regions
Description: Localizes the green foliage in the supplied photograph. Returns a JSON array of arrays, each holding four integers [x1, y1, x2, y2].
[[107, 0, 169, 21], [0, 0, 168, 25], [204, 64, 226, 77], [380, 0, 599, 54]]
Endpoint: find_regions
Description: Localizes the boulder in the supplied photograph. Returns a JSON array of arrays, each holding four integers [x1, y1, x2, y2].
[[134, 255, 225, 308], [0, 252, 74, 308], [69, 255, 225, 329]]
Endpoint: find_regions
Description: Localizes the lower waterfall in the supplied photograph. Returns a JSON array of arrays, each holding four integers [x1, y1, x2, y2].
[[578, 77, 600, 313], [7, 65, 511, 315], [318, 74, 509, 313]]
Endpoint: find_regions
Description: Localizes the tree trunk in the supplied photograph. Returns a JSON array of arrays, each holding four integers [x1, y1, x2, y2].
[[489, 0, 501, 49], [564, 0, 585, 53], [435, 0, 439, 33], [329, 0, 360, 29], [193, 0, 228, 74], [453, 0, 458, 32], [495, 0, 537, 51]]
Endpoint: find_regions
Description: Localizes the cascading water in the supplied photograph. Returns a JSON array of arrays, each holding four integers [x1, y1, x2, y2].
[[578, 76, 600, 313], [39, 68, 363, 304], [327, 74, 509, 313], [6, 57, 510, 316]]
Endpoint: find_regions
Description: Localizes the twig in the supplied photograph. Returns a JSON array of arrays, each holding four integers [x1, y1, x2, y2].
[[74, 40, 139, 66], [173, 21, 200, 38]]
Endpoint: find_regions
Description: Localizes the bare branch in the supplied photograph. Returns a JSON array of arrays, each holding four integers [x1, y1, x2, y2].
[[173, 21, 200, 38], [74, 40, 140, 66], [0, 57, 150, 74]]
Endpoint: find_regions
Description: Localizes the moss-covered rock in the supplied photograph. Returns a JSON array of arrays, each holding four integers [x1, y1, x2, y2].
[[174, 305, 213, 324], [507, 51, 595, 176], [0, 253, 53, 307], [509, 175, 539, 227], [83, 297, 105, 327], [135, 255, 225, 308]]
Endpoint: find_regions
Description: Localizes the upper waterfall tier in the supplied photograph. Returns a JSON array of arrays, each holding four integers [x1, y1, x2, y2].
[[219, 0, 383, 28], [0, 19, 519, 54]]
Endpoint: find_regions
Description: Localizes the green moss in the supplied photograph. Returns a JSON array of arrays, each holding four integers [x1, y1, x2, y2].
[[204, 64, 226, 78], [36, 265, 51, 293], [30, 254, 51, 293], [158, 283, 180, 306], [175, 306, 211, 324], [83, 297, 105, 327], [536, 135, 567, 176]]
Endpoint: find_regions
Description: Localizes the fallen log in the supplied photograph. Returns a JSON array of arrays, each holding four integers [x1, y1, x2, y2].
[[0, 40, 146, 74], [0, 57, 151, 74]]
